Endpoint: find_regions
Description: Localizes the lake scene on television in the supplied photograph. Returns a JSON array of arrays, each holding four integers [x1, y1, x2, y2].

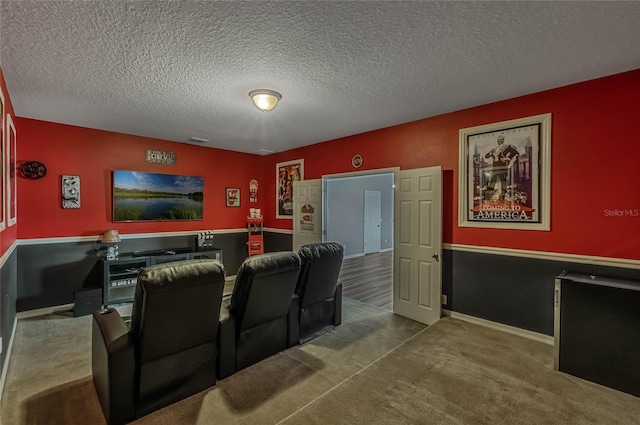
[[113, 170, 204, 221]]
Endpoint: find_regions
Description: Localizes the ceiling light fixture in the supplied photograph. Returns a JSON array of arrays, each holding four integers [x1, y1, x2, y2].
[[249, 89, 282, 112]]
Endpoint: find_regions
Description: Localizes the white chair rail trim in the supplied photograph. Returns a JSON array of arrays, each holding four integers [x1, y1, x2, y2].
[[444, 243, 640, 270]]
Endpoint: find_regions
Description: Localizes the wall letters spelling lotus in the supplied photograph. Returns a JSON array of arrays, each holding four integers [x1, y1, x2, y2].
[[113, 170, 204, 222]]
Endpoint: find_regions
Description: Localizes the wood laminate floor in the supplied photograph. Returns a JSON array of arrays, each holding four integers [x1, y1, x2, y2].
[[339, 251, 393, 311]]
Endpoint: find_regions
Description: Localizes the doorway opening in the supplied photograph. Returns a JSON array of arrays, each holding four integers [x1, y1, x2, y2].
[[324, 172, 394, 311], [294, 166, 443, 325]]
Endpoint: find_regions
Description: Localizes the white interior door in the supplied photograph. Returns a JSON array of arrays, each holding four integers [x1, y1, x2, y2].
[[393, 166, 442, 325], [293, 179, 322, 252], [364, 190, 382, 254]]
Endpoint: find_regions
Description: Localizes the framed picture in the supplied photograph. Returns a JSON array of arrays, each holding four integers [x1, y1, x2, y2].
[[6, 114, 16, 227], [226, 187, 240, 207], [112, 170, 204, 221], [276, 159, 304, 219], [0, 89, 5, 231], [62, 175, 81, 209], [458, 113, 551, 230]]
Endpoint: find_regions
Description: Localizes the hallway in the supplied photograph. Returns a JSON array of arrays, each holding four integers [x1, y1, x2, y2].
[[339, 251, 393, 310]]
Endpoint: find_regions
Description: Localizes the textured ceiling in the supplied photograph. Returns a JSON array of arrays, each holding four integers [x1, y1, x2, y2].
[[1, 1, 639, 155]]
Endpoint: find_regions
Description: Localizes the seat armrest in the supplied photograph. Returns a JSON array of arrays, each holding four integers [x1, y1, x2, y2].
[[288, 293, 300, 347], [217, 297, 236, 379], [92, 308, 135, 425], [333, 282, 342, 326]]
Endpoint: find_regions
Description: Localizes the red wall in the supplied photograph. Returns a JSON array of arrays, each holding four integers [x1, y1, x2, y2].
[[8, 68, 640, 260], [264, 70, 640, 261], [17, 119, 265, 238]]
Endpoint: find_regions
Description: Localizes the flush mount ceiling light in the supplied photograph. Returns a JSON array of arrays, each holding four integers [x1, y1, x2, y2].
[[249, 89, 282, 112]]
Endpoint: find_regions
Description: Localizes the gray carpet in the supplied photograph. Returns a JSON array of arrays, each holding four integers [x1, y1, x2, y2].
[[1, 300, 638, 424]]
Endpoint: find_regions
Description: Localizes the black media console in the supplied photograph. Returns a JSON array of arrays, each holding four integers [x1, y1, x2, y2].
[[554, 271, 640, 396], [102, 248, 222, 307]]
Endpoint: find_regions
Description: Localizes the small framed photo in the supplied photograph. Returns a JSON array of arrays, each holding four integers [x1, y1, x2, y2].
[[458, 113, 551, 231], [226, 187, 240, 207]]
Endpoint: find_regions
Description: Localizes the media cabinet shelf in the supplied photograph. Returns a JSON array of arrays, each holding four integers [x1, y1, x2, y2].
[[102, 249, 222, 307]]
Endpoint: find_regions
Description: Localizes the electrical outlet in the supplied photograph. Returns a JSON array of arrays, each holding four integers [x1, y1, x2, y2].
[[0, 337, 3, 354], [441, 294, 447, 305], [384, 238, 388, 244]]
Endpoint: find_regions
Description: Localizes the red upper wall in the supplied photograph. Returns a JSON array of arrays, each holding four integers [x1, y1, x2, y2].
[[17, 119, 265, 238], [7, 67, 640, 260], [264, 70, 640, 261]]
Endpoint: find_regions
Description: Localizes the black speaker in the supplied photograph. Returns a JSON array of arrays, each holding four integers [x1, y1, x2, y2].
[[73, 288, 103, 317]]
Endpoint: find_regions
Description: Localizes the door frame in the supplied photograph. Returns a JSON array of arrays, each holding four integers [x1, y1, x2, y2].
[[320, 166, 442, 323]]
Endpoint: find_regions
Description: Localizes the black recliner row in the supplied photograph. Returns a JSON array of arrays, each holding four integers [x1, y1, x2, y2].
[[92, 242, 344, 425], [218, 242, 344, 378]]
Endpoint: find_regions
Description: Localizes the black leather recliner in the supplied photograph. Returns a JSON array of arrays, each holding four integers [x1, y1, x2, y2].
[[291, 242, 344, 344], [217, 251, 301, 379], [92, 259, 226, 425]]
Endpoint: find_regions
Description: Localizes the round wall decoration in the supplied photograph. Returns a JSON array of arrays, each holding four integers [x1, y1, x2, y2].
[[352, 154, 363, 168], [21, 161, 48, 179]]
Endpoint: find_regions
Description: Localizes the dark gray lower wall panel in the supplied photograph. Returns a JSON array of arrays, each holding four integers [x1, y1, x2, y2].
[[17, 242, 103, 312], [441, 249, 453, 311], [1, 250, 17, 372], [17, 232, 639, 339], [17, 232, 248, 312], [210, 232, 249, 275], [446, 249, 640, 336], [263, 231, 292, 253]]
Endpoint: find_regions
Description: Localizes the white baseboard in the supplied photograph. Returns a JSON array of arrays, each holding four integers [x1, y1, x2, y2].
[[0, 318, 18, 404], [442, 309, 554, 346], [16, 304, 74, 320], [345, 249, 392, 259]]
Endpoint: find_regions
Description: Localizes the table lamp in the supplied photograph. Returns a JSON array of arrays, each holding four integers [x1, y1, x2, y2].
[[101, 229, 121, 261]]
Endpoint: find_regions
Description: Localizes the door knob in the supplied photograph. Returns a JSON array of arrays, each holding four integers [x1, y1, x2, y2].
[[432, 253, 440, 262]]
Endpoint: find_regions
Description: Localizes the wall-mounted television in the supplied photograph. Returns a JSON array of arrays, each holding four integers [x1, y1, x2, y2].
[[113, 170, 204, 222]]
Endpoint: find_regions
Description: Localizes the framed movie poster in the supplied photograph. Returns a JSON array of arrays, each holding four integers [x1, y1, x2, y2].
[[226, 187, 240, 207], [6, 114, 16, 227], [276, 159, 304, 219], [0, 89, 5, 231], [458, 113, 551, 231]]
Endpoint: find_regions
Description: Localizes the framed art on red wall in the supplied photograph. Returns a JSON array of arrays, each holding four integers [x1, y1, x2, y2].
[[276, 159, 304, 219], [226, 187, 240, 207], [458, 113, 551, 231], [0, 89, 5, 231], [6, 113, 16, 227], [112, 170, 204, 222]]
